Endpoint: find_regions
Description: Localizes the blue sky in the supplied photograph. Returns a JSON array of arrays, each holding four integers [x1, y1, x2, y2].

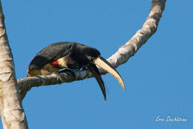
[[1, 0, 193, 129]]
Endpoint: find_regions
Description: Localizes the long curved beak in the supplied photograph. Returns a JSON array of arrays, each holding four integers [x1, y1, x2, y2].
[[87, 63, 106, 101], [93, 56, 125, 91]]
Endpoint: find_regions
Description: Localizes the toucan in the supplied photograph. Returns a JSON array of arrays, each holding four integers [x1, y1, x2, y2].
[[27, 42, 125, 101]]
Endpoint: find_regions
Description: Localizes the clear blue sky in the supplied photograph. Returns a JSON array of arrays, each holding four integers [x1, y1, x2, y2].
[[1, 0, 193, 129]]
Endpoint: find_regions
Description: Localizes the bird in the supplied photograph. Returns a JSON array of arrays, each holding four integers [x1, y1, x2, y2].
[[27, 42, 125, 101]]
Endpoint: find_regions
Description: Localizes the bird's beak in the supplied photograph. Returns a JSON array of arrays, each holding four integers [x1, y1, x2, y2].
[[87, 63, 106, 101], [93, 56, 125, 91]]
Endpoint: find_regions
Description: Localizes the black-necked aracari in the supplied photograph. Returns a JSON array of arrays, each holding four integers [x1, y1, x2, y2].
[[27, 42, 125, 101]]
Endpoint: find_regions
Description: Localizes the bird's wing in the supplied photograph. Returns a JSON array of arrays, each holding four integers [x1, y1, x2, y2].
[[28, 42, 74, 70]]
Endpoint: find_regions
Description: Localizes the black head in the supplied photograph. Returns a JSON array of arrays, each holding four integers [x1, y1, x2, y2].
[[71, 43, 101, 62]]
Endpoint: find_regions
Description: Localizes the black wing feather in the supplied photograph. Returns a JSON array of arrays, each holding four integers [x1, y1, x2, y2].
[[28, 42, 75, 70]]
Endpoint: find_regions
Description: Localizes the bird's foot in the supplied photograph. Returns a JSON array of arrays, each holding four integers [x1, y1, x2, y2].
[[51, 71, 63, 83], [59, 69, 76, 78]]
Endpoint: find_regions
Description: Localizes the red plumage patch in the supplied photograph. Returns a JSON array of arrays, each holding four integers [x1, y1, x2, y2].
[[50, 60, 62, 69]]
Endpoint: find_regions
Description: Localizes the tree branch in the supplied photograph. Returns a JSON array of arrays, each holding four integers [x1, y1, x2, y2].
[[0, 1, 28, 129], [18, 0, 166, 100]]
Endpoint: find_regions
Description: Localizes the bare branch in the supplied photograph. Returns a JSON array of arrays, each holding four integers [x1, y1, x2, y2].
[[18, 0, 166, 100], [0, 1, 28, 129]]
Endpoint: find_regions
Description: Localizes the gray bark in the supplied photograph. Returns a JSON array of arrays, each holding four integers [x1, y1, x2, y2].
[[0, 0, 166, 128], [0, 1, 28, 129]]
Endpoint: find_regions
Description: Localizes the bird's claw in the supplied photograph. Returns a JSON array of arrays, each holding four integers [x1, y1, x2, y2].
[[59, 69, 75, 78], [51, 71, 63, 83]]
